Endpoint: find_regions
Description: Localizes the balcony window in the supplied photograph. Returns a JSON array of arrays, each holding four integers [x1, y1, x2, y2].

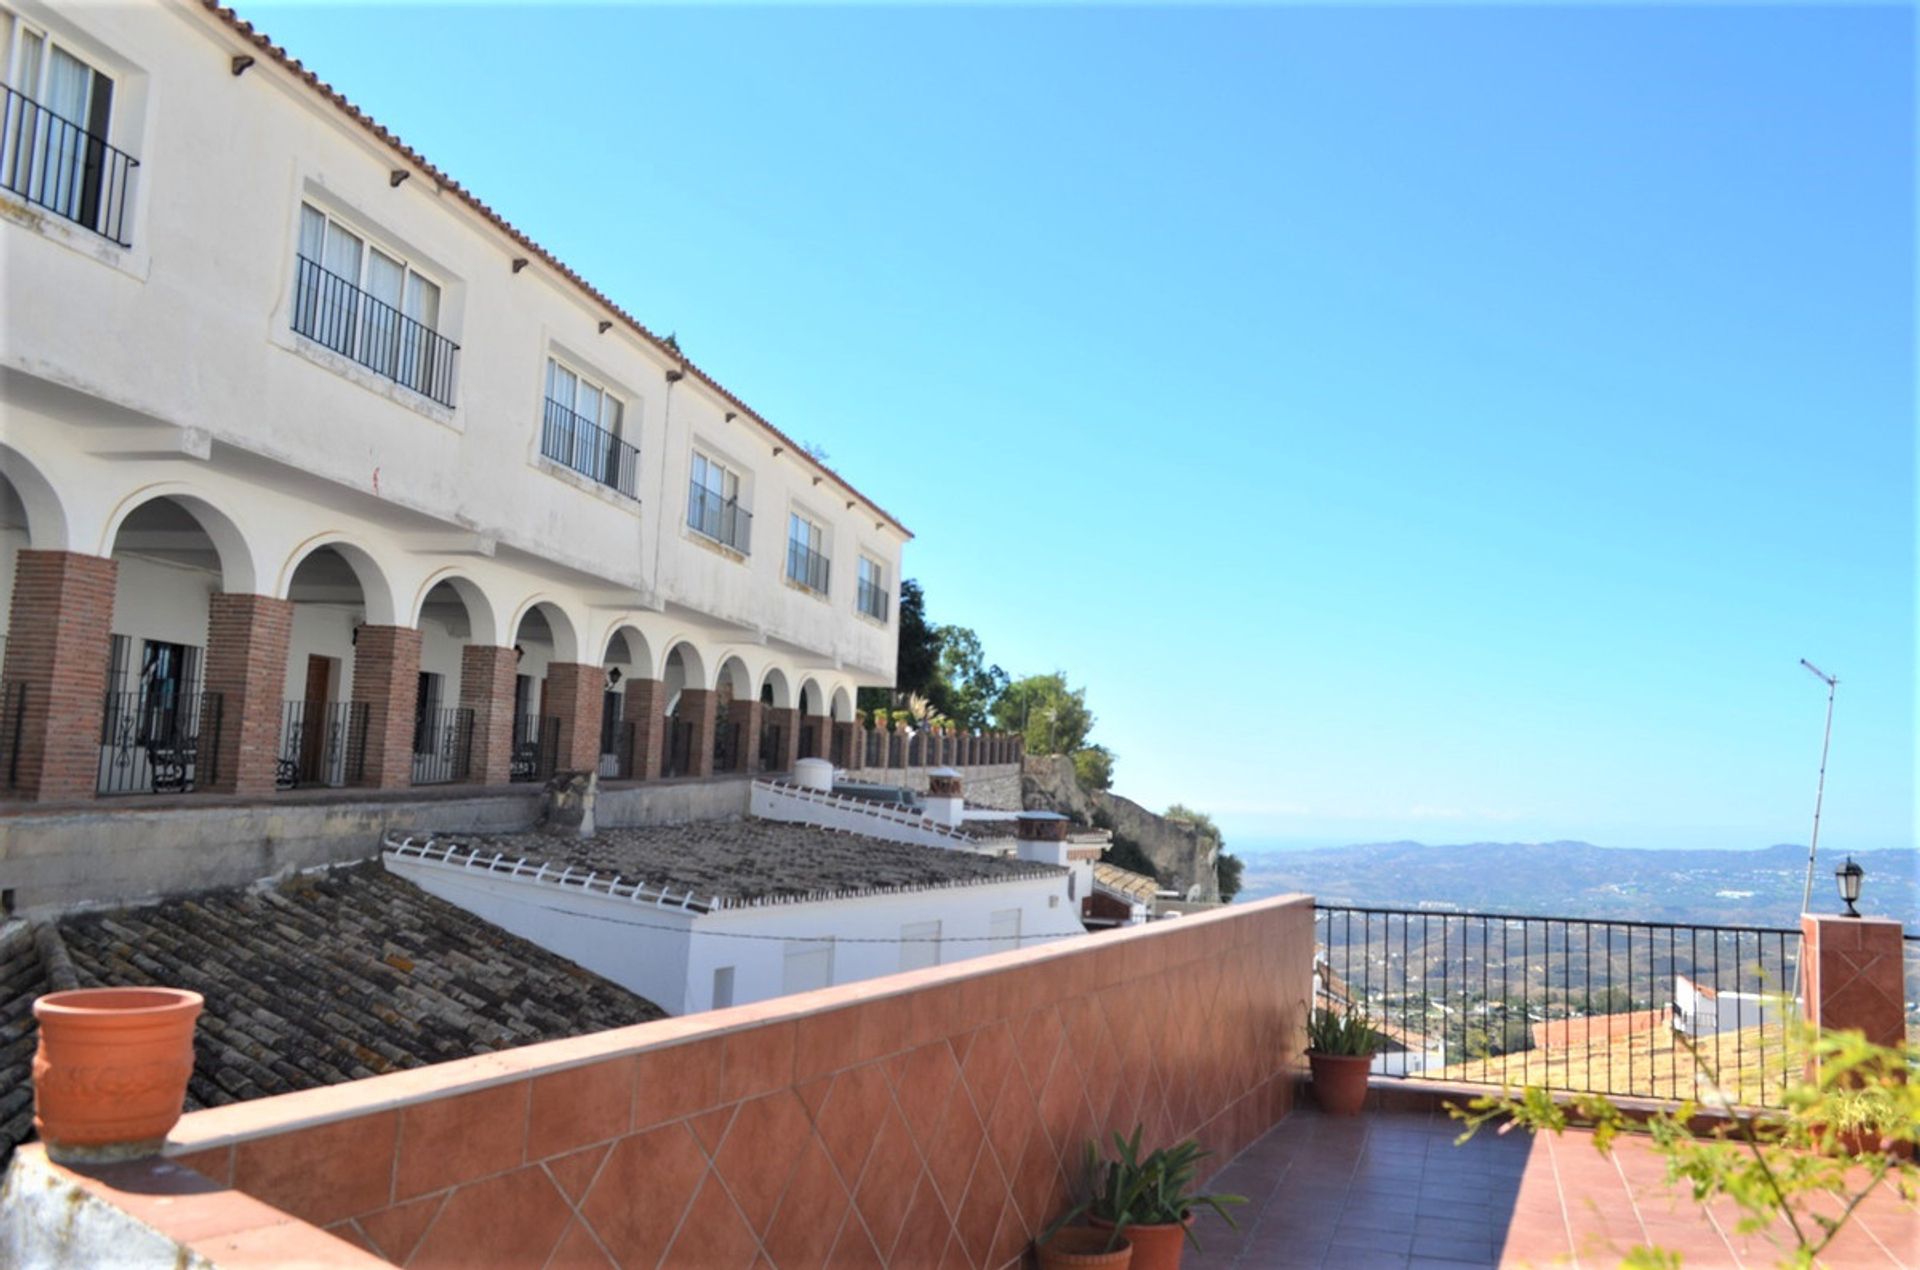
[[0, 15, 137, 246], [542, 357, 638, 498], [786, 514, 829, 595], [856, 556, 889, 621], [292, 203, 459, 407], [687, 453, 750, 553]]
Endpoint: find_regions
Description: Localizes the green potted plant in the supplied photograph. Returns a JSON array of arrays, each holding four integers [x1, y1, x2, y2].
[[1033, 1226, 1132, 1270], [1307, 1005, 1381, 1116], [1042, 1126, 1245, 1270], [1821, 1085, 1909, 1159]]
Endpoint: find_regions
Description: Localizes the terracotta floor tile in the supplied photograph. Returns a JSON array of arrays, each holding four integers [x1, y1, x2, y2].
[[633, 1038, 726, 1131], [545, 1143, 613, 1206], [711, 1090, 813, 1236], [528, 1058, 636, 1162], [357, 1192, 446, 1265], [232, 1110, 398, 1227], [762, 1138, 850, 1270], [855, 1116, 927, 1252], [884, 1172, 953, 1267], [395, 1080, 531, 1200], [824, 1213, 886, 1270], [406, 1165, 572, 1270], [577, 1123, 708, 1267], [546, 1219, 618, 1270], [661, 1174, 761, 1270], [721, 1021, 797, 1104], [813, 1063, 891, 1189]]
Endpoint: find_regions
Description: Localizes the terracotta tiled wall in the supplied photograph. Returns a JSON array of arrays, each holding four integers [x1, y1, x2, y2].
[[170, 895, 1314, 1269]]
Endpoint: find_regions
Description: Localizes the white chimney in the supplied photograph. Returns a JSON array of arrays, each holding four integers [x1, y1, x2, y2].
[[1015, 811, 1070, 866], [794, 757, 834, 792], [924, 767, 964, 827]]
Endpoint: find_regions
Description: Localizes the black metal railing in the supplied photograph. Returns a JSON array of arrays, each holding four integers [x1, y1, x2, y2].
[[759, 721, 786, 772], [786, 541, 830, 594], [97, 688, 220, 795], [599, 720, 634, 780], [858, 578, 889, 622], [291, 255, 460, 407], [0, 679, 24, 791], [1904, 935, 1920, 1041], [714, 718, 742, 772], [687, 483, 751, 553], [411, 706, 474, 785], [542, 398, 639, 499], [509, 714, 559, 784], [1313, 905, 1800, 1108], [277, 699, 369, 790], [0, 84, 139, 247]]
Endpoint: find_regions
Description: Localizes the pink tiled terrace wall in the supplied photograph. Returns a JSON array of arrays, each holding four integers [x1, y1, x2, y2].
[[163, 894, 1314, 1269]]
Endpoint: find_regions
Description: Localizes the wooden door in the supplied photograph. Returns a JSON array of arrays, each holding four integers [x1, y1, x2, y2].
[[300, 656, 333, 781]]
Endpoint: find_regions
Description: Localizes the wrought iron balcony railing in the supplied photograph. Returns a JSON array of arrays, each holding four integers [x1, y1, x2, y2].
[[1314, 904, 1800, 1107], [291, 255, 460, 407], [0, 84, 139, 246], [687, 483, 751, 554], [786, 541, 830, 594], [541, 398, 639, 499], [857, 578, 889, 621]]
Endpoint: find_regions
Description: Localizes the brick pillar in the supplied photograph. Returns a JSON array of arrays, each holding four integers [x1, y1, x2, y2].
[[622, 678, 665, 781], [832, 720, 857, 768], [351, 625, 421, 788], [460, 644, 517, 785], [800, 712, 828, 761], [1, 550, 116, 801], [765, 706, 800, 773], [201, 593, 294, 796], [728, 699, 762, 773], [1802, 914, 1906, 1052], [677, 688, 716, 778], [544, 661, 603, 774]]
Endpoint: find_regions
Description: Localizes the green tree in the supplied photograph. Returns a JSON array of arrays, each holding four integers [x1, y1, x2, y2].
[[859, 578, 939, 717], [1073, 744, 1115, 791], [993, 672, 1095, 756], [1216, 852, 1244, 902], [934, 626, 1006, 730]]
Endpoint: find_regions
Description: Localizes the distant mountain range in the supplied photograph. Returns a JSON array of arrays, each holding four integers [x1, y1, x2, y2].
[[1234, 840, 1918, 930]]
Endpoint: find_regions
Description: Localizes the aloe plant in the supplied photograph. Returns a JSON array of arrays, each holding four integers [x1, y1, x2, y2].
[[1041, 1125, 1247, 1252], [1307, 1005, 1382, 1057]]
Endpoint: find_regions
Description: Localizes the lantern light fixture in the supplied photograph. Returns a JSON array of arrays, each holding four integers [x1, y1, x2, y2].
[[1835, 856, 1864, 918]]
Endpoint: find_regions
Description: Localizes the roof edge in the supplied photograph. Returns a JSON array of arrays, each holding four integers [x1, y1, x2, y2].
[[192, 0, 912, 540]]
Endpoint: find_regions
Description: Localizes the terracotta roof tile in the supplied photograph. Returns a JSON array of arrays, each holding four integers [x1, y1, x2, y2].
[[1, 861, 665, 1164]]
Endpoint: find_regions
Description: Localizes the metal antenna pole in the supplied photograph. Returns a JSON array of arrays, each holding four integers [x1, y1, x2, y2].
[[1790, 659, 1837, 1015], [1796, 659, 1839, 917]]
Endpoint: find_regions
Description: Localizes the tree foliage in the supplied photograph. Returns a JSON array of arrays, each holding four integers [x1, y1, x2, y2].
[[1073, 744, 1115, 791], [993, 672, 1095, 756], [935, 626, 1007, 730]]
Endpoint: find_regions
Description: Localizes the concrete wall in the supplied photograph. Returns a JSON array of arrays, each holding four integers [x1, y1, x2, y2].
[[1, 0, 904, 710], [0, 775, 757, 911]]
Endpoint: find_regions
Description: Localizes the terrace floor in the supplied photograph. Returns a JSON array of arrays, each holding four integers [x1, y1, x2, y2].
[[1183, 1106, 1919, 1269]]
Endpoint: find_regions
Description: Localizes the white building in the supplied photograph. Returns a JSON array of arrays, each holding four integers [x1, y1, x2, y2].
[[1, 0, 908, 805], [383, 820, 1086, 1015]]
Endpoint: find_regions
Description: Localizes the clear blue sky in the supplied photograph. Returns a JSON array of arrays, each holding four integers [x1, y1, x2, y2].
[[237, 3, 1914, 854]]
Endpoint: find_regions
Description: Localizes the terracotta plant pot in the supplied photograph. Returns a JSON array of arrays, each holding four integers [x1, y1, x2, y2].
[[33, 987, 203, 1162], [1036, 1226, 1132, 1270], [1091, 1212, 1191, 1270], [1309, 1050, 1372, 1116]]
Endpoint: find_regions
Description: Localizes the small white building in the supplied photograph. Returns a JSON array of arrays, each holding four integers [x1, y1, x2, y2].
[[383, 818, 1086, 1015]]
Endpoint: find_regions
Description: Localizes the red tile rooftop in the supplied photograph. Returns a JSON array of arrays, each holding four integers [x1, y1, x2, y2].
[[1184, 1105, 1920, 1269]]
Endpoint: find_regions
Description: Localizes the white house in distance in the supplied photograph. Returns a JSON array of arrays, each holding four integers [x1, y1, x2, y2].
[[384, 815, 1089, 1015], [1, 0, 908, 806]]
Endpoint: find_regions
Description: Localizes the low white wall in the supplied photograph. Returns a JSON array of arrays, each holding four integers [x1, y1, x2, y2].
[[385, 849, 1083, 1017], [748, 781, 991, 852]]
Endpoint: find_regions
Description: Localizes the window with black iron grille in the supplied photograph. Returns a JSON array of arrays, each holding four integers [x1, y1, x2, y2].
[[292, 203, 459, 406], [786, 513, 829, 594]]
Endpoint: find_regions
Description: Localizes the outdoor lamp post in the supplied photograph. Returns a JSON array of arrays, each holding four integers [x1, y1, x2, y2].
[[1834, 856, 1864, 918]]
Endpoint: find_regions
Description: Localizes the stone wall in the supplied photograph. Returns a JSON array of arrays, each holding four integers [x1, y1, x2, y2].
[[1021, 754, 1221, 901], [837, 762, 1024, 811]]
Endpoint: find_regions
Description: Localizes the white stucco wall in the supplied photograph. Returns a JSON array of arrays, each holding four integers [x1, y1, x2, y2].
[[384, 850, 1083, 1017], [1, 0, 904, 706]]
